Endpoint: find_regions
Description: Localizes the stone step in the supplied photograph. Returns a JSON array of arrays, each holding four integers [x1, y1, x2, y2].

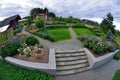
[[56, 59, 88, 66], [56, 49, 85, 53], [57, 63, 89, 70], [56, 66, 90, 75], [56, 56, 87, 62], [56, 52, 86, 57]]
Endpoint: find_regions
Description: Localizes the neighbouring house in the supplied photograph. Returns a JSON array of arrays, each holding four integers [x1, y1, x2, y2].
[[34, 13, 49, 21], [82, 19, 100, 26], [0, 15, 21, 45]]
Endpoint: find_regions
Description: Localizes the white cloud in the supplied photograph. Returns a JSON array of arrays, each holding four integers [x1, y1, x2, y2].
[[0, 0, 120, 30]]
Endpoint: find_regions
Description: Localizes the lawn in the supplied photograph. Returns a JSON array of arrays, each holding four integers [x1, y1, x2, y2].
[[73, 28, 95, 36], [113, 69, 120, 80], [0, 61, 53, 80], [47, 28, 71, 42]]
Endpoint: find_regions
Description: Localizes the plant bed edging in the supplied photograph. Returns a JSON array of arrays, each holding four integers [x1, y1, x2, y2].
[[5, 48, 56, 75], [84, 48, 119, 69]]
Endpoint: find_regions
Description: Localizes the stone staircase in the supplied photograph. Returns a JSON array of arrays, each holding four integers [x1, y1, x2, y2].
[[55, 49, 90, 75]]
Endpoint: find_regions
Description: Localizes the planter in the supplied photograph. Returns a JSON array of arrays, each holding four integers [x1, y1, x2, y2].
[[84, 48, 119, 69], [5, 49, 56, 75]]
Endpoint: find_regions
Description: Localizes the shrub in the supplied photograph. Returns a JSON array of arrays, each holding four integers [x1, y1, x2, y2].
[[25, 36, 39, 46], [112, 69, 120, 80], [79, 35, 115, 55], [72, 23, 86, 28], [14, 28, 22, 35], [0, 43, 20, 57], [114, 51, 120, 60], [46, 25, 67, 29], [32, 32, 55, 42], [35, 17, 45, 29]]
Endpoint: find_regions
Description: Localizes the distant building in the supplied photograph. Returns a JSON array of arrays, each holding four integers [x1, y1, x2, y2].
[[0, 15, 21, 45], [82, 19, 100, 26], [34, 13, 49, 21]]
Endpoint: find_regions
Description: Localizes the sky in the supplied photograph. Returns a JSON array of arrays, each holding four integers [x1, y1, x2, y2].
[[0, 0, 120, 30]]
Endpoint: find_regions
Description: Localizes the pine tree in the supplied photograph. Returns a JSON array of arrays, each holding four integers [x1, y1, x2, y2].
[[100, 13, 115, 34]]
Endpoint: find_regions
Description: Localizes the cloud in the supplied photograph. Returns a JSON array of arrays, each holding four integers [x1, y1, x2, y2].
[[0, 0, 120, 30]]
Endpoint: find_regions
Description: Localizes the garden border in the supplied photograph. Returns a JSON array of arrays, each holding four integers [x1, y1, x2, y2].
[[5, 48, 56, 75], [84, 48, 119, 69]]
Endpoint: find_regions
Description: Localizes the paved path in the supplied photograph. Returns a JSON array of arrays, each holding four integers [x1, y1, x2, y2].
[[55, 59, 120, 80], [68, 27, 77, 38]]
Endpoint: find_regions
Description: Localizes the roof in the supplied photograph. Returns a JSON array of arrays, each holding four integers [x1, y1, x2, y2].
[[0, 15, 21, 28], [0, 25, 9, 33]]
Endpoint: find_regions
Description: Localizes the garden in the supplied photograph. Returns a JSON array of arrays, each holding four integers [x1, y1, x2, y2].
[[0, 33, 53, 79]]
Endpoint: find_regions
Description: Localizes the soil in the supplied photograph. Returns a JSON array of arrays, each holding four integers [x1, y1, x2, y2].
[[12, 47, 49, 63]]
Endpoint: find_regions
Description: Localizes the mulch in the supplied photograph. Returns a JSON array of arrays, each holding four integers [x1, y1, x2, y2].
[[12, 47, 49, 63]]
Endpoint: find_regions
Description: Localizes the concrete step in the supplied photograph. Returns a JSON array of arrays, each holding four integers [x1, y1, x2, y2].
[[56, 66, 90, 75], [56, 49, 85, 53], [57, 63, 89, 70], [56, 56, 87, 62], [56, 52, 86, 57], [56, 59, 88, 66]]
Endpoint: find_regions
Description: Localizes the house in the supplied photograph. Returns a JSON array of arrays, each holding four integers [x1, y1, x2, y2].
[[82, 19, 100, 26], [0, 15, 21, 45], [35, 13, 49, 21]]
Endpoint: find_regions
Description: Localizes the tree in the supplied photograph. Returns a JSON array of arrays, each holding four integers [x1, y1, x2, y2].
[[43, 7, 48, 14], [49, 12, 56, 18], [27, 16, 33, 26], [30, 8, 45, 17], [35, 17, 45, 29], [100, 12, 115, 34]]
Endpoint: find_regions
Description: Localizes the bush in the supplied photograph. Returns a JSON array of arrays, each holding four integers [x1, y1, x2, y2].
[[14, 28, 22, 35], [35, 17, 45, 29], [46, 25, 67, 30], [113, 69, 120, 80], [72, 23, 86, 28], [0, 43, 20, 57], [32, 32, 55, 42], [79, 35, 115, 55], [114, 51, 120, 60], [25, 36, 39, 46], [0, 61, 53, 80]]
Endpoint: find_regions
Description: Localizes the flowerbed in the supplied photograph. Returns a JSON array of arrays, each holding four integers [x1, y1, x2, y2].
[[78, 35, 115, 56]]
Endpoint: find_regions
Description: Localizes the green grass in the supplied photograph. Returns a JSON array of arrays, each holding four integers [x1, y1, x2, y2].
[[0, 61, 53, 80], [48, 28, 71, 42], [73, 28, 95, 36], [114, 51, 120, 60], [113, 69, 120, 80]]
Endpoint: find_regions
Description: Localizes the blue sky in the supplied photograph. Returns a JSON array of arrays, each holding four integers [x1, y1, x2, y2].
[[0, 0, 120, 30]]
